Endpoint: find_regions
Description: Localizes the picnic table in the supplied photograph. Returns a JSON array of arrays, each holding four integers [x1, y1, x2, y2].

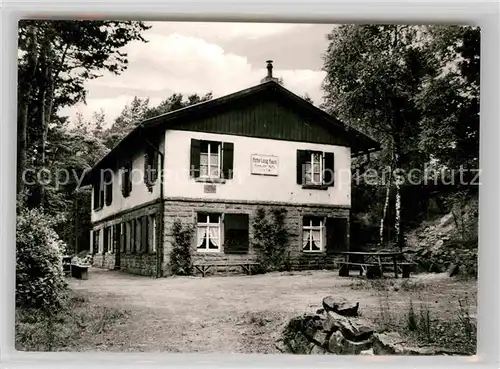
[[335, 251, 414, 279]]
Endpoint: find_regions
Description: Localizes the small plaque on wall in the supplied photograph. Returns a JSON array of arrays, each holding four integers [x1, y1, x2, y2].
[[204, 184, 217, 193], [251, 154, 279, 176]]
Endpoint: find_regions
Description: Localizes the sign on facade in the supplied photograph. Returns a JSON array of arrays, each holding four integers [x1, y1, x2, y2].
[[204, 184, 217, 193], [251, 154, 279, 176]]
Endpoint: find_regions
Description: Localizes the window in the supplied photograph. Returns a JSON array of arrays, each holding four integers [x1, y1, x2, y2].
[[302, 217, 325, 252], [148, 215, 156, 253], [144, 147, 159, 191], [120, 223, 126, 253], [122, 161, 132, 197], [104, 171, 113, 206], [103, 226, 113, 254], [135, 218, 142, 253], [305, 152, 323, 185], [223, 214, 249, 254], [129, 220, 135, 253], [112, 224, 118, 253], [200, 141, 221, 178], [92, 229, 100, 255], [196, 213, 221, 252], [93, 180, 105, 210], [190, 139, 234, 180], [296, 150, 335, 187]]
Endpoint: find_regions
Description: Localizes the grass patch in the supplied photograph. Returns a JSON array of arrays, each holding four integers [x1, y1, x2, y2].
[[372, 288, 476, 355], [16, 293, 130, 351], [349, 278, 426, 292]]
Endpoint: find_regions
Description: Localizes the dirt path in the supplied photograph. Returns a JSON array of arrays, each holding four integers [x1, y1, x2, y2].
[[68, 269, 476, 353]]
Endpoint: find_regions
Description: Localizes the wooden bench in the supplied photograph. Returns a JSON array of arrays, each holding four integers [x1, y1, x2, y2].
[[70, 264, 90, 280], [193, 262, 260, 277], [338, 261, 415, 279]]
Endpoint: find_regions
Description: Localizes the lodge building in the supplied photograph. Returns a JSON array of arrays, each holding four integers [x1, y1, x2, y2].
[[82, 61, 380, 277]]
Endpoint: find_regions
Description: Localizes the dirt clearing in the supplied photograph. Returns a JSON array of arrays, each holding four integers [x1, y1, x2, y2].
[[67, 268, 476, 353]]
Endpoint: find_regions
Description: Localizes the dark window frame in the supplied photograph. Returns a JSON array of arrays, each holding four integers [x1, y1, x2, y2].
[[296, 150, 335, 189], [190, 139, 234, 181]]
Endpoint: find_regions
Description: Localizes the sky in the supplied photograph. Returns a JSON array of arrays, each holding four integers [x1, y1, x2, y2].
[[60, 21, 336, 128], [61, 22, 334, 126]]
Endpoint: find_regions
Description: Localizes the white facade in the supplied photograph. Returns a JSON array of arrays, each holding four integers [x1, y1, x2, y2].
[[91, 141, 164, 223], [163, 130, 351, 205], [91, 129, 351, 223]]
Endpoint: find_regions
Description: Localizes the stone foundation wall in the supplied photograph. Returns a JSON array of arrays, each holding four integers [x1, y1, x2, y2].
[[120, 253, 157, 276], [91, 198, 350, 277], [162, 198, 350, 277], [91, 201, 161, 277], [92, 253, 115, 270]]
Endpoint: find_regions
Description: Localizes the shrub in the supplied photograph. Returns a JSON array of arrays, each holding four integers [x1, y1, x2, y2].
[[251, 207, 289, 272], [169, 218, 194, 275], [16, 208, 68, 312]]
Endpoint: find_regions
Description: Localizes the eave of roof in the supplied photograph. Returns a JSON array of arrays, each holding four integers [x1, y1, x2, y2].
[[81, 80, 381, 186]]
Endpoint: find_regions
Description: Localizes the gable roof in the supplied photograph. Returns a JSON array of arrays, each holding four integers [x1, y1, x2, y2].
[[81, 80, 380, 186]]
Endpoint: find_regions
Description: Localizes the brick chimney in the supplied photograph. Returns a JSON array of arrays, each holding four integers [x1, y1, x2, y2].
[[260, 60, 279, 83]]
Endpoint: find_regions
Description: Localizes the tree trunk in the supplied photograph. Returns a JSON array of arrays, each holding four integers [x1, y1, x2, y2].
[[394, 161, 402, 251], [17, 99, 28, 197], [16, 25, 38, 200], [379, 161, 393, 247]]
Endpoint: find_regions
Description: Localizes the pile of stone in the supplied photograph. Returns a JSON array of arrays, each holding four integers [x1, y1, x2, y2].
[[279, 296, 459, 356]]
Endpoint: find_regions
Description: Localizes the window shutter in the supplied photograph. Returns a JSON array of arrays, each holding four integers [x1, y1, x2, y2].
[[152, 152, 159, 182], [143, 152, 149, 185], [120, 224, 125, 253], [296, 150, 308, 185], [190, 139, 201, 178], [99, 182, 105, 208], [103, 227, 108, 253], [104, 171, 113, 206], [326, 217, 348, 254], [222, 142, 234, 179], [142, 216, 148, 252], [121, 168, 128, 197], [223, 214, 249, 254], [130, 219, 135, 253], [113, 224, 118, 253], [324, 152, 335, 186], [136, 218, 142, 253]]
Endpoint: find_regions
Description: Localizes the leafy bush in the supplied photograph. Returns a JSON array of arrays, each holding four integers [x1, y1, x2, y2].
[[251, 207, 290, 272], [16, 293, 130, 351], [16, 208, 68, 312], [169, 218, 194, 275]]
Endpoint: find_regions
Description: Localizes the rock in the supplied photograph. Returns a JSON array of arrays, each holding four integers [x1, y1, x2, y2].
[[328, 330, 373, 355], [360, 348, 374, 355], [316, 308, 325, 315], [310, 345, 328, 355], [372, 332, 406, 355], [432, 239, 444, 252], [325, 312, 375, 342], [447, 263, 460, 277], [322, 296, 338, 312], [309, 329, 328, 346], [335, 302, 360, 317], [322, 296, 359, 316]]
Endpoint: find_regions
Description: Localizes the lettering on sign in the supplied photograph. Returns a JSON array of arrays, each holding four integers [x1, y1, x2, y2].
[[204, 184, 217, 193], [251, 154, 279, 176]]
